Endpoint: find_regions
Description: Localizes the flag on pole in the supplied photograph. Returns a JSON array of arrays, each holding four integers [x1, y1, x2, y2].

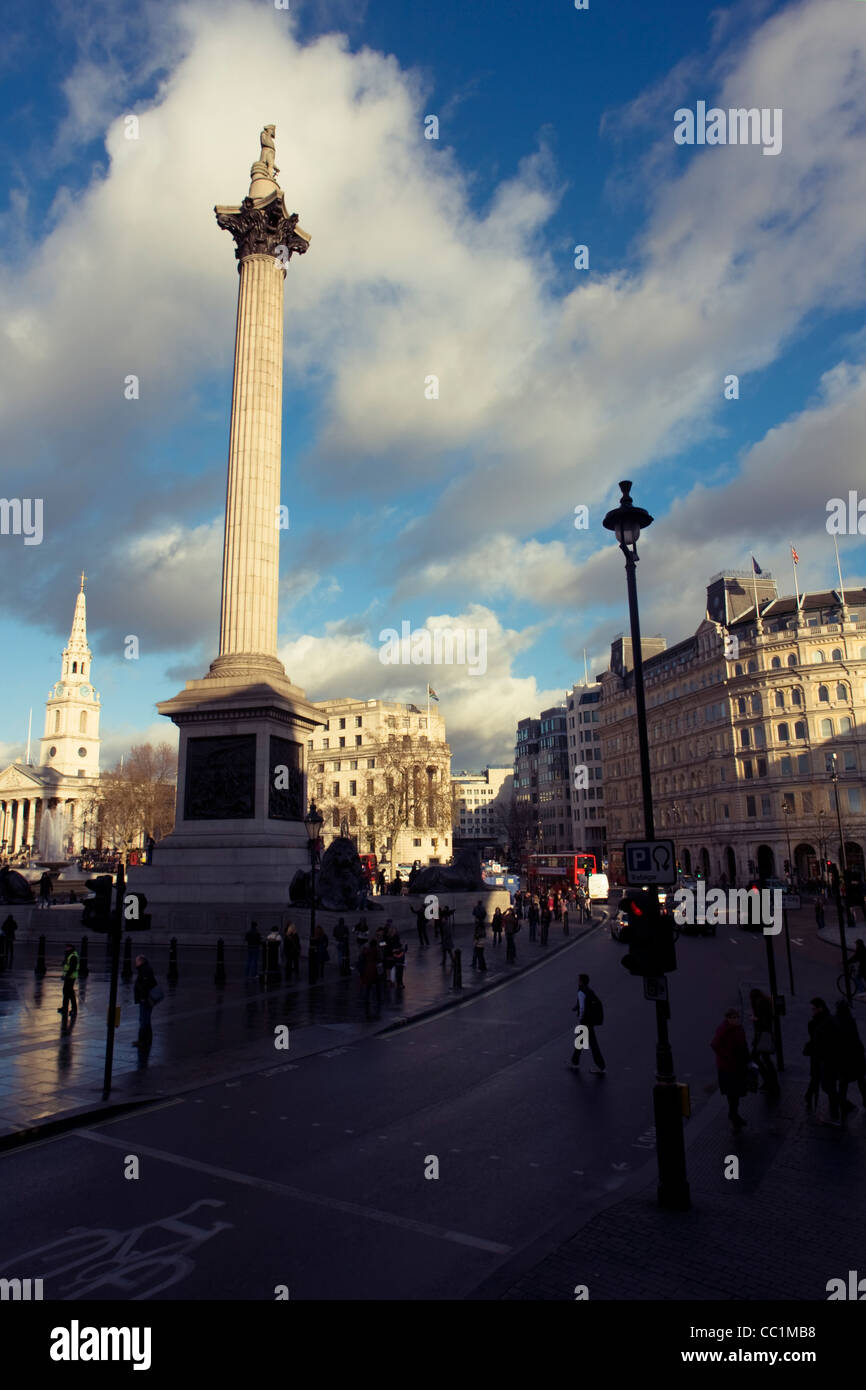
[[751, 556, 762, 575], [427, 684, 439, 701], [791, 545, 799, 565]]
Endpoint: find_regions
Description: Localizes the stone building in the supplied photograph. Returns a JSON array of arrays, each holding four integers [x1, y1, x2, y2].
[[452, 767, 513, 849], [307, 697, 452, 866], [514, 704, 572, 853], [0, 579, 101, 858], [566, 683, 606, 865], [599, 571, 866, 886]]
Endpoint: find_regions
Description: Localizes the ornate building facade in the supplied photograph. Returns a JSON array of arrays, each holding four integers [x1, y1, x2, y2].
[[599, 572, 866, 886], [0, 579, 101, 858]]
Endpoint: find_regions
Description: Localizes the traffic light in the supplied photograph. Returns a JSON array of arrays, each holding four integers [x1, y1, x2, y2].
[[619, 888, 677, 977], [82, 875, 114, 933], [123, 891, 151, 930]]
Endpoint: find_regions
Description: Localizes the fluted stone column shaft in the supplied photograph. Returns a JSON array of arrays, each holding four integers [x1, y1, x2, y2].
[[219, 253, 285, 661]]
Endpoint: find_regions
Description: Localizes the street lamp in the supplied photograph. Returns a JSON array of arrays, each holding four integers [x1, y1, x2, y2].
[[304, 801, 323, 947], [603, 480, 689, 1212], [782, 802, 794, 886], [829, 754, 852, 1002]]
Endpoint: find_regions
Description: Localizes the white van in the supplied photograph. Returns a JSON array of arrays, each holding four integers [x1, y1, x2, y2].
[[586, 872, 609, 903]]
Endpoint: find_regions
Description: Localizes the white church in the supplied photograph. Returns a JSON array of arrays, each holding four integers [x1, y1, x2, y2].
[[0, 578, 101, 859]]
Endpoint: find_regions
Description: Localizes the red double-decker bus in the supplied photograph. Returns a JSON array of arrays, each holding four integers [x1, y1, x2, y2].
[[524, 852, 596, 888]]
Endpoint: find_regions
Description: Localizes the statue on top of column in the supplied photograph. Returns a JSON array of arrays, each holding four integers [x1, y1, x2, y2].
[[256, 125, 279, 181]]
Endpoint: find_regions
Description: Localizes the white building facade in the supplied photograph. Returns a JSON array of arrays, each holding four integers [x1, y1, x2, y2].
[[452, 767, 513, 847]]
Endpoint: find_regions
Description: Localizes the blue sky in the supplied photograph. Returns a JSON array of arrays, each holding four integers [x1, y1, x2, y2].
[[1, 0, 865, 770]]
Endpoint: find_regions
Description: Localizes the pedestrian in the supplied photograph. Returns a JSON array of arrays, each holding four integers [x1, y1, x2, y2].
[[471, 915, 487, 972], [749, 988, 779, 1095], [133, 954, 159, 1051], [356, 884, 368, 912], [244, 920, 262, 978], [284, 923, 301, 979], [848, 938, 866, 998], [57, 943, 79, 1023], [333, 917, 351, 976], [376, 868, 386, 895], [354, 915, 370, 958], [472, 899, 487, 940], [491, 906, 503, 945], [815, 898, 825, 931], [504, 907, 518, 963], [412, 902, 430, 947], [562, 904, 569, 936], [312, 924, 330, 980], [359, 936, 383, 1018], [391, 928, 406, 989], [265, 926, 282, 980], [835, 1001, 866, 1114], [145, 834, 156, 863], [440, 913, 455, 968], [1, 913, 17, 965], [38, 870, 52, 910], [540, 904, 550, 946], [804, 997, 841, 1125], [711, 1007, 750, 1131], [528, 900, 539, 942], [570, 972, 606, 1073]]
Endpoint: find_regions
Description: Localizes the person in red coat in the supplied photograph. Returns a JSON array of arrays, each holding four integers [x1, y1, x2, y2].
[[711, 1008, 751, 1131]]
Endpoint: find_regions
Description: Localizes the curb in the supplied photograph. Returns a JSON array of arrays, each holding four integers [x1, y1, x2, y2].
[[0, 918, 602, 1152]]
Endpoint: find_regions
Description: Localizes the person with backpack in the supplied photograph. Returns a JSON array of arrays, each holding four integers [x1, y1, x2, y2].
[[570, 972, 605, 1073], [58, 943, 79, 1023]]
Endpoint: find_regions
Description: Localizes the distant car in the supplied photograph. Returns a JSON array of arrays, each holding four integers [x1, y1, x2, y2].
[[609, 909, 629, 942], [586, 872, 610, 903]]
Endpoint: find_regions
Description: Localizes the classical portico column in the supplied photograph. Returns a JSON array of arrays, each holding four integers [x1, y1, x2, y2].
[[210, 127, 310, 682]]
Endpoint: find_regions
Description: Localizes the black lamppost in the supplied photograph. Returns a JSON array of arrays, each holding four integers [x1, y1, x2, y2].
[[304, 802, 323, 946], [829, 754, 852, 1002], [782, 802, 794, 886], [603, 480, 690, 1212]]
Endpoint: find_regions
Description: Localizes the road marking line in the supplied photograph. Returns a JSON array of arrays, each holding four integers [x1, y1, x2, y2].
[[75, 1131, 511, 1254]]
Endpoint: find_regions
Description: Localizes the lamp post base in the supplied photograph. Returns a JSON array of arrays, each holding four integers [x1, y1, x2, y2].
[[654, 1082, 691, 1211]]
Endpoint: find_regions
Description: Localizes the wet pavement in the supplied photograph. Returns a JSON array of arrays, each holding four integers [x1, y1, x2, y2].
[[0, 914, 594, 1141]]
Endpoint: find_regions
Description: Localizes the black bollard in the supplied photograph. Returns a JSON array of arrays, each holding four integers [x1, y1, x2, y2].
[[452, 946, 462, 990], [79, 936, 89, 979], [35, 934, 47, 978], [121, 935, 133, 981], [214, 937, 227, 985], [167, 937, 179, 982], [307, 943, 317, 984]]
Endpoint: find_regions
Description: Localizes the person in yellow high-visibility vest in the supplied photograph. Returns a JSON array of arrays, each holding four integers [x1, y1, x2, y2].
[[58, 944, 79, 1023]]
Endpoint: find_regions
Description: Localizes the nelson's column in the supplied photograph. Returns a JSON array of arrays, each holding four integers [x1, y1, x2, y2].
[[128, 127, 323, 933]]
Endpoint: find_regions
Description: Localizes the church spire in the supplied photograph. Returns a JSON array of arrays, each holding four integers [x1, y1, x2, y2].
[[64, 581, 90, 677]]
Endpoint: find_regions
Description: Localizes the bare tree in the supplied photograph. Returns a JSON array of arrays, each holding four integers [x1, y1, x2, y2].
[[91, 743, 176, 863], [368, 734, 451, 874]]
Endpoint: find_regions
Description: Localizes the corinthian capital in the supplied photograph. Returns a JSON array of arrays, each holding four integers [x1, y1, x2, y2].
[[214, 191, 311, 265]]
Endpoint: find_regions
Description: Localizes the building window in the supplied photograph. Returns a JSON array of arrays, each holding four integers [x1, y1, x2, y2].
[[413, 838, 422, 847], [849, 788, 862, 813], [350, 760, 358, 770], [367, 759, 376, 769], [316, 782, 323, 798], [780, 755, 792, 776], [813, 651, 826, 663], [820, 718, 833, 737], [771, 656, 781, 669], [841, 717, 853, 733], [735, 663, 743, 676], [746, 796, 756, 818], [797, 753, 810, 774], [355, 716, 363, 727], [837, 683, 848, 702], [744, 760, 753, 780], [355, 736, 362, 746], [791, 688, 802, 706], [332, 782, 339, 796], [802, 790, 813, 813], [788, 654, 797, 667], [844, 751, 857, 771], [349, 781, 357, 796], [832, 649, 842, 662], [775, 691, 785, 709], [783, 792, 794, 812], [778, 723, 789, 742], [339, 737, 346, 748], [747, 660, 757, 673], [322, 738, 329, 750], [761, 796, 771, 816], [818, 684, 829, 703], [751, 694, 761, 714], [757, 758, 767, 777], [339, 718, 346, 729], [316, 763, 324, 773], [738, 697, 747, 715], [794, 721, 806, 740], [740, 728, 751, 748]]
